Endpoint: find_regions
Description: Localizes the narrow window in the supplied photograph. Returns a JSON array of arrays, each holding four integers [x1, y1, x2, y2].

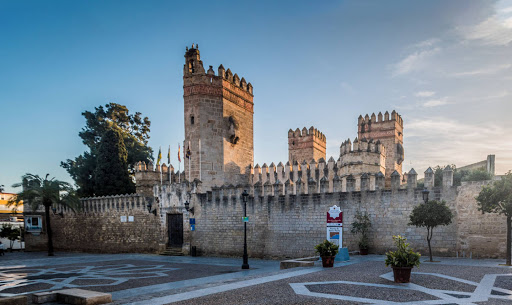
[[191, 116, 195, 125]]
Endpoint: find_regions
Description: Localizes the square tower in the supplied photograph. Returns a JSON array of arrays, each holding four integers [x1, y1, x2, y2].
[[183, 44, 254, 189], [288, 126, 326, 164], [357, 111, 404, 184]]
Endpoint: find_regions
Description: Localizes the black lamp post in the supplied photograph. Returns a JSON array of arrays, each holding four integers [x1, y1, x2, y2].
[[242, 190, 249, 269], [422, 188, 429, 204]]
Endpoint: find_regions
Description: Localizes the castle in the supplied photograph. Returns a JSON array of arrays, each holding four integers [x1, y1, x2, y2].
[[23, 45, 506, 261], [135, 44, 406, 194]]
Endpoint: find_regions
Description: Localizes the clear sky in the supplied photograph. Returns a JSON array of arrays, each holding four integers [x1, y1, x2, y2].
[[1, 0, 511, 192]]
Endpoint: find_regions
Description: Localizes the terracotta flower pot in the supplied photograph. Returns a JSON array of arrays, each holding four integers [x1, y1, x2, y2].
[[321, 256, 335, 267], [392, 266, 413, 283], [359, 248, 369, 255]]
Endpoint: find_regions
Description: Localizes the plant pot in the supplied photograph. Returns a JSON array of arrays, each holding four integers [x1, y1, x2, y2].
[[321, 256, 335, 267], [392, 266, 413, 283], [359, 248, 369, 255]]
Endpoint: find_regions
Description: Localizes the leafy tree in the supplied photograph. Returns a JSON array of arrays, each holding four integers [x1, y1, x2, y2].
[[0, 224, 21, 251], [409, 200, 453, 262], [476, 172, 512, 265], [351, 211, 372, 250], [94, 128, 135, 196], [9, 174, 80, 256], [61, 103, 153, 197], [463, 168, 492, 182]]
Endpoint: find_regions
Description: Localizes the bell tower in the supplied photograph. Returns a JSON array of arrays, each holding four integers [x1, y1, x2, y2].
[[183, 44, 254, 189]]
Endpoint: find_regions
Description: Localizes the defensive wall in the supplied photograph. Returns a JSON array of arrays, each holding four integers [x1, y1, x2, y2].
[[24, 164, 507, 259]]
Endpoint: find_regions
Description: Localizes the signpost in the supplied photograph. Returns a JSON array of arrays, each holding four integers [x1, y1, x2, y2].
[[326, 205, 343, 249]]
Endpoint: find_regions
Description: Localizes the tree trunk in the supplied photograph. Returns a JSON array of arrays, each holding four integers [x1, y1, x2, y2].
[[427, 227, 433, 262], [507, 216, 511, 266], [44, 205, 54, 256]]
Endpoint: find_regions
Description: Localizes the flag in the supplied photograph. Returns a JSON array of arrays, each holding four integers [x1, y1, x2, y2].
[[167, 145, 170, 164], [156, 147, 162, 166], [178, 144, 181, 162]]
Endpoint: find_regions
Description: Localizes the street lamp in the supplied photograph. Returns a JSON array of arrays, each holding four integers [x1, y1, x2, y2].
[[242, 190, 249, 269], [422, 188, 429, 204]]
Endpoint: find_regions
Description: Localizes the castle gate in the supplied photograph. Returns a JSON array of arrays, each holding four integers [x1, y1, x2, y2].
[[167, 214, 183, 247]]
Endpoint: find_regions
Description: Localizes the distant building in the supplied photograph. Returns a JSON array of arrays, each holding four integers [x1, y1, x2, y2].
[[0, 192, 23, 222]]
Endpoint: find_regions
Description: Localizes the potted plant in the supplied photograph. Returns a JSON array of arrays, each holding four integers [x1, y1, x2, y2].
[[385, 235, 421, 283], [351, 211, 372, 255], [315, 240, 339, 267]]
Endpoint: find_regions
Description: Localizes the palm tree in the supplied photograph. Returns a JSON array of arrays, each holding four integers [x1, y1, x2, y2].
[[9, 174, 79, 256]]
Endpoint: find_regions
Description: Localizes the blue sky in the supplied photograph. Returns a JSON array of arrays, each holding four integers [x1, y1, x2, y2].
[[1, 0, 511, 192]]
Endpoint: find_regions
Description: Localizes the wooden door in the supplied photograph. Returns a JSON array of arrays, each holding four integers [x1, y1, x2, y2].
[[167, 214, 183, 246]]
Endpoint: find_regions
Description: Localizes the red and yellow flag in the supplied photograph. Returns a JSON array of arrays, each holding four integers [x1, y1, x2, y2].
[[178, 144, 181, 162]]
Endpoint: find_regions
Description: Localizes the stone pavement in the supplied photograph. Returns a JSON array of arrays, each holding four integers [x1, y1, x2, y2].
[[1, 252, 512, 304]]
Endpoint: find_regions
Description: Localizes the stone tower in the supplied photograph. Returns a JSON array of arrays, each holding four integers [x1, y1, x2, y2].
[[183, 44, 254, 189], [288, 126, 326, 164], [357, 111, 404, 184]]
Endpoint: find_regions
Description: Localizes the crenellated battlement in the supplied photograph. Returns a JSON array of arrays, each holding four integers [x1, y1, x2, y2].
[[288, 126, 327, 164], [358, 110, 404, 127], [287, 126, 326, 142], [217, 65, 253, 95], [339, 137, 385, 156]]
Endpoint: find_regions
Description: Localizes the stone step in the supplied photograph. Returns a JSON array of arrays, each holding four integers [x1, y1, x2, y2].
[[57, 288, 111, 305]]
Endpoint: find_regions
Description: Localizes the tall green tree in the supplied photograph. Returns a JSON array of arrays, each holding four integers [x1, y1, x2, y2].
[[476, 171, 512, 265], [61, 103, 153, 196], [409, 200, 453, 262], [0, 224, 21, 251], [9, 174, 80, 256], [94, 128, 135, 196]]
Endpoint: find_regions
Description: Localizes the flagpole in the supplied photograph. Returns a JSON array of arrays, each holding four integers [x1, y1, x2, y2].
[[188, 140, 191, 182], [178, 143, 181, 183], [199, 139, 201, 181]]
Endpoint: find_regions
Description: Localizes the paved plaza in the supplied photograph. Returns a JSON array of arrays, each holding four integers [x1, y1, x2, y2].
[[1, 252, 512, 304]]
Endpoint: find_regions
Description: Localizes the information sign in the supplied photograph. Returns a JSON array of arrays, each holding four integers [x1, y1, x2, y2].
[[190, 218, 196, 225], [242, 217, 249, 223], [120, 216, 127, 223]]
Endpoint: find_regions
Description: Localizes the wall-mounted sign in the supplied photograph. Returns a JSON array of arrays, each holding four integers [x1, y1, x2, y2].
[[120, 216, 127, 223], [327, 205, 343, 227], [242, 217, 249, 223], [190, 218, 196, 225], [128, 216, 134, 222], [191, 224, 195, 231]]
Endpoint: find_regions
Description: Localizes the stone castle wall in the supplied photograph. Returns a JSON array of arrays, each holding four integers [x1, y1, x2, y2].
[[24, 180, 506, 259], [189, 186, 458, 259]]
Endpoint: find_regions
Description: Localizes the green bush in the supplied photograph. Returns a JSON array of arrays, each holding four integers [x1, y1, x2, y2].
[[385, 235, 421, 268], [350, 211, 372, 249], [463, 169, 492, 182], [315, 240, 339, 257]]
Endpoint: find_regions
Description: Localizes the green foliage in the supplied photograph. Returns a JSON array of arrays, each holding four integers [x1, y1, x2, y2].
[[385, 235, 421, 268], [9, 174, 80, 211], [409, 200, 453, 261], [10, 173, 80, 256], [476, 171, 512, 217], [409, 200, 453, 229], [463, 169, 492, 182], [315, 240, 339, 257], [61, 103, 153, 197], [433, 165, 492, 187], [0, 224, 21, 250], [94, 128, 135, 196], [350, 211, 372, 249], [476, 171, 512, 265]]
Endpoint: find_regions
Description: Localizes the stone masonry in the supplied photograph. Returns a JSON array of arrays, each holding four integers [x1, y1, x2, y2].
[[288, 127, 326, 164]]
